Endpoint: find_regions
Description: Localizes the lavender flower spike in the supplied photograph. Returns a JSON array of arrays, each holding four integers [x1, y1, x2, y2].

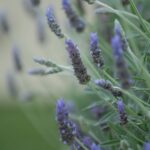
[[111, 34, 131, 89], [117, 99, 128, 125], [46, 7, 64, 38], [95, 79, 122, 97], [95, 79, 112, 90], [117, 99, 124, 114], [111, 34, 123, 59], [65, 39, 90, 84], [90, 33, 104, 68], [56, 98, 77, 145], [144, 142, 150, 150], [62, 0, 85, 32], [114, 20, 129, 52]]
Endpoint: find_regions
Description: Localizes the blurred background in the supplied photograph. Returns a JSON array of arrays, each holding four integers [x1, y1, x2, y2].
[[0, 0, 84, 149]]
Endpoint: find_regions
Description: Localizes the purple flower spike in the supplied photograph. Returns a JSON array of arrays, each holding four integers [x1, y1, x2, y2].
[[114, 20, 128, 52], [111, 34, 123, 59], [62, 0, 85, 32], [117, 99, 124, 113], [56, 98, 77, 145], [65, 39, 90, 84], [90, 33, 104, 68], [56, 98, 68, 121], [144, 142, 150, 150], [46, 7, 64, 38], [117, 99, 128, 125], [111, 34, 131, 89], [95, 79, 122, 97], [90, 33, 98, 47], [95, 79, 112, 90], [62, 0, 70, 10]]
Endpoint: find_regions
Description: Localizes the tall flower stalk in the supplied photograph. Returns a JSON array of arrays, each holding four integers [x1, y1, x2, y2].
[[111, 32, 131, 89]]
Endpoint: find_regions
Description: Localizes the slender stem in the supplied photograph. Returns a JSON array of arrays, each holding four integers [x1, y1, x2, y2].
[[58, 65, 73, 71]]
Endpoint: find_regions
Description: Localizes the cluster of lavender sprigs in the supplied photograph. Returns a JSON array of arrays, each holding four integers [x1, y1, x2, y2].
[[45, 0, 150, 149], [4, 0, 150, 149]]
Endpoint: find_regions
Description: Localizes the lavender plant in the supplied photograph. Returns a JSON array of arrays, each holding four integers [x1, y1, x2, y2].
[[56, 99, 101, 149], [29, 0, 150, 149]]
